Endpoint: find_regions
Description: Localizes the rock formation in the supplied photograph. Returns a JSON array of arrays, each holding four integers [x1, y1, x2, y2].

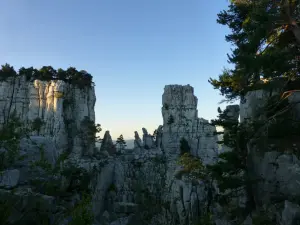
[[2, 75, 300, 225], [220, 104, 240, 153], [91, 85, 220, 225], [133, 131, 143, 149], [101, 131, 116, 155], [0, 76, 96, 157], [161, 85, 218, 164], [142, 128, 155, 149]]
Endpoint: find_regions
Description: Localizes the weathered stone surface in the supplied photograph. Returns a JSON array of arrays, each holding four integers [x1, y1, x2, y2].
[[17, 136, 58, 185], [0, 169, 20, 188], [240, 89, 300, 123], [7, 78, 300, 225], [248, 149, 300, 206], [142, 128, 155, 149], [280, 201, 300, 225], [161, 85, 218, 165], [0, 187, 57, 224], [220, 105, 240, 154], [0, 76, 96, 157]]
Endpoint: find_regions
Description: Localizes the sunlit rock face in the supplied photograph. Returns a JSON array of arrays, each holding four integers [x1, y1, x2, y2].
[[0, 75, 96, 156], [161, 84, 218, 165]]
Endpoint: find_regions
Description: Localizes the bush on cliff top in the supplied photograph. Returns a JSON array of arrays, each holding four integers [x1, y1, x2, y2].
[[0, 64, 94, 88]]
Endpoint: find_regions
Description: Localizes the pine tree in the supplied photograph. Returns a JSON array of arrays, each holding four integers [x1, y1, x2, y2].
[[208, 107, 255, 221], [116, 134, 127, 151], [209, 0, 300, 102]]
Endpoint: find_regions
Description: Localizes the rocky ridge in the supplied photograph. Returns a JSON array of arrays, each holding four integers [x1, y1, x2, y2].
[[1, 76, 300, 225]]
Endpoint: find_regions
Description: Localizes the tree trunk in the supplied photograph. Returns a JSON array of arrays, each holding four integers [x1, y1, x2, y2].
[[291, 23, 300, 45], [282, 0, 300, 44]]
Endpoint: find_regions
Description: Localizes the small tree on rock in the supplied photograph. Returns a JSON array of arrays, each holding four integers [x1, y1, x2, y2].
[[167, 115, 175, 125], [116, 134, 127, 152]]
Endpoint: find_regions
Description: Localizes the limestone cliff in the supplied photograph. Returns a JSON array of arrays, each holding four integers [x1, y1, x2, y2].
[[0, 75, 96, 156], [161, 85, 218, 164], [240, 89, 300, 224], [3, 76, 300, 225], [93, 85, 219, 225]]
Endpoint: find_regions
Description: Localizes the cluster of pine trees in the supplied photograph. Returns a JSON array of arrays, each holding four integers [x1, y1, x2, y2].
[[210, 0, 300, 98], [209, 0, 300, 222], [180, 0, 300, 223], [0, 64, 94, 88]]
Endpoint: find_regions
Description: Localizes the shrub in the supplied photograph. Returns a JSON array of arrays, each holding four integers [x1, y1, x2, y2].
[[69, 192, 93, 225], [163, 103, 169, 110], [167, 115, 175, 125], [0, 64, 94, 88], [80, 117, 102, 144], [31, 117, 45, 134]]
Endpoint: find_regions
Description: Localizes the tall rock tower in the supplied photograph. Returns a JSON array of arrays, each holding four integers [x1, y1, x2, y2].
[[161, 85, 218, 164]]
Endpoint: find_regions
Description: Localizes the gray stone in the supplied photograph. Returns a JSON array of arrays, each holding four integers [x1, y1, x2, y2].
[[134, 131, 143, 149], [0, 76, 96, 157], [0, 169, 20, 188], [281, 201, 300, 225], [17, 136, 58, 185], [142, 128, 154, 149], [161, 85, 218, 165], [101, 131, 116, 155]]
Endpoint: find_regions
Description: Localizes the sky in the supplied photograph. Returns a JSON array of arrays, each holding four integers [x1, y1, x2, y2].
[[0, 0, 235, 140]]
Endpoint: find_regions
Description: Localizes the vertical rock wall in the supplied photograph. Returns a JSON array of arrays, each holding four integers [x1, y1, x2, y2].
[[0, 76, 96, 156], [161, 85, 218, 164]]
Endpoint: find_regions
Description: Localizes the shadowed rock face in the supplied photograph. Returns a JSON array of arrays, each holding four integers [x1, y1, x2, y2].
[[101, 131, 116, 155], [92, 85, 220, 225], [142, 128, 155, 149], [134, 131, 143, 149]]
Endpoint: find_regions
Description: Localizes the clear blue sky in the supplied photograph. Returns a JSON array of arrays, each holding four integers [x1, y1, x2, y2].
[[0, 0, 234, 140]]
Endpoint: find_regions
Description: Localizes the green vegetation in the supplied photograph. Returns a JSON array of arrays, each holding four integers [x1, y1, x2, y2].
[[0, 64, 17, 81], [163, 103, 169, 110], [178, 1, 300, 223], [0, 64, 94, 88], [204, 0, 300, 222], [31, 117, 45, 135], [69, 193, 93, 225], [108, 183, 117, 192], [116, 134, 127, 151], [0, 111, 30, 170], [177, 152, 206, 180], [167, 114, 175, 125], [80, 116, 102, 145], [54, 91, 64, 98], [209, 0, 300, 102]]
